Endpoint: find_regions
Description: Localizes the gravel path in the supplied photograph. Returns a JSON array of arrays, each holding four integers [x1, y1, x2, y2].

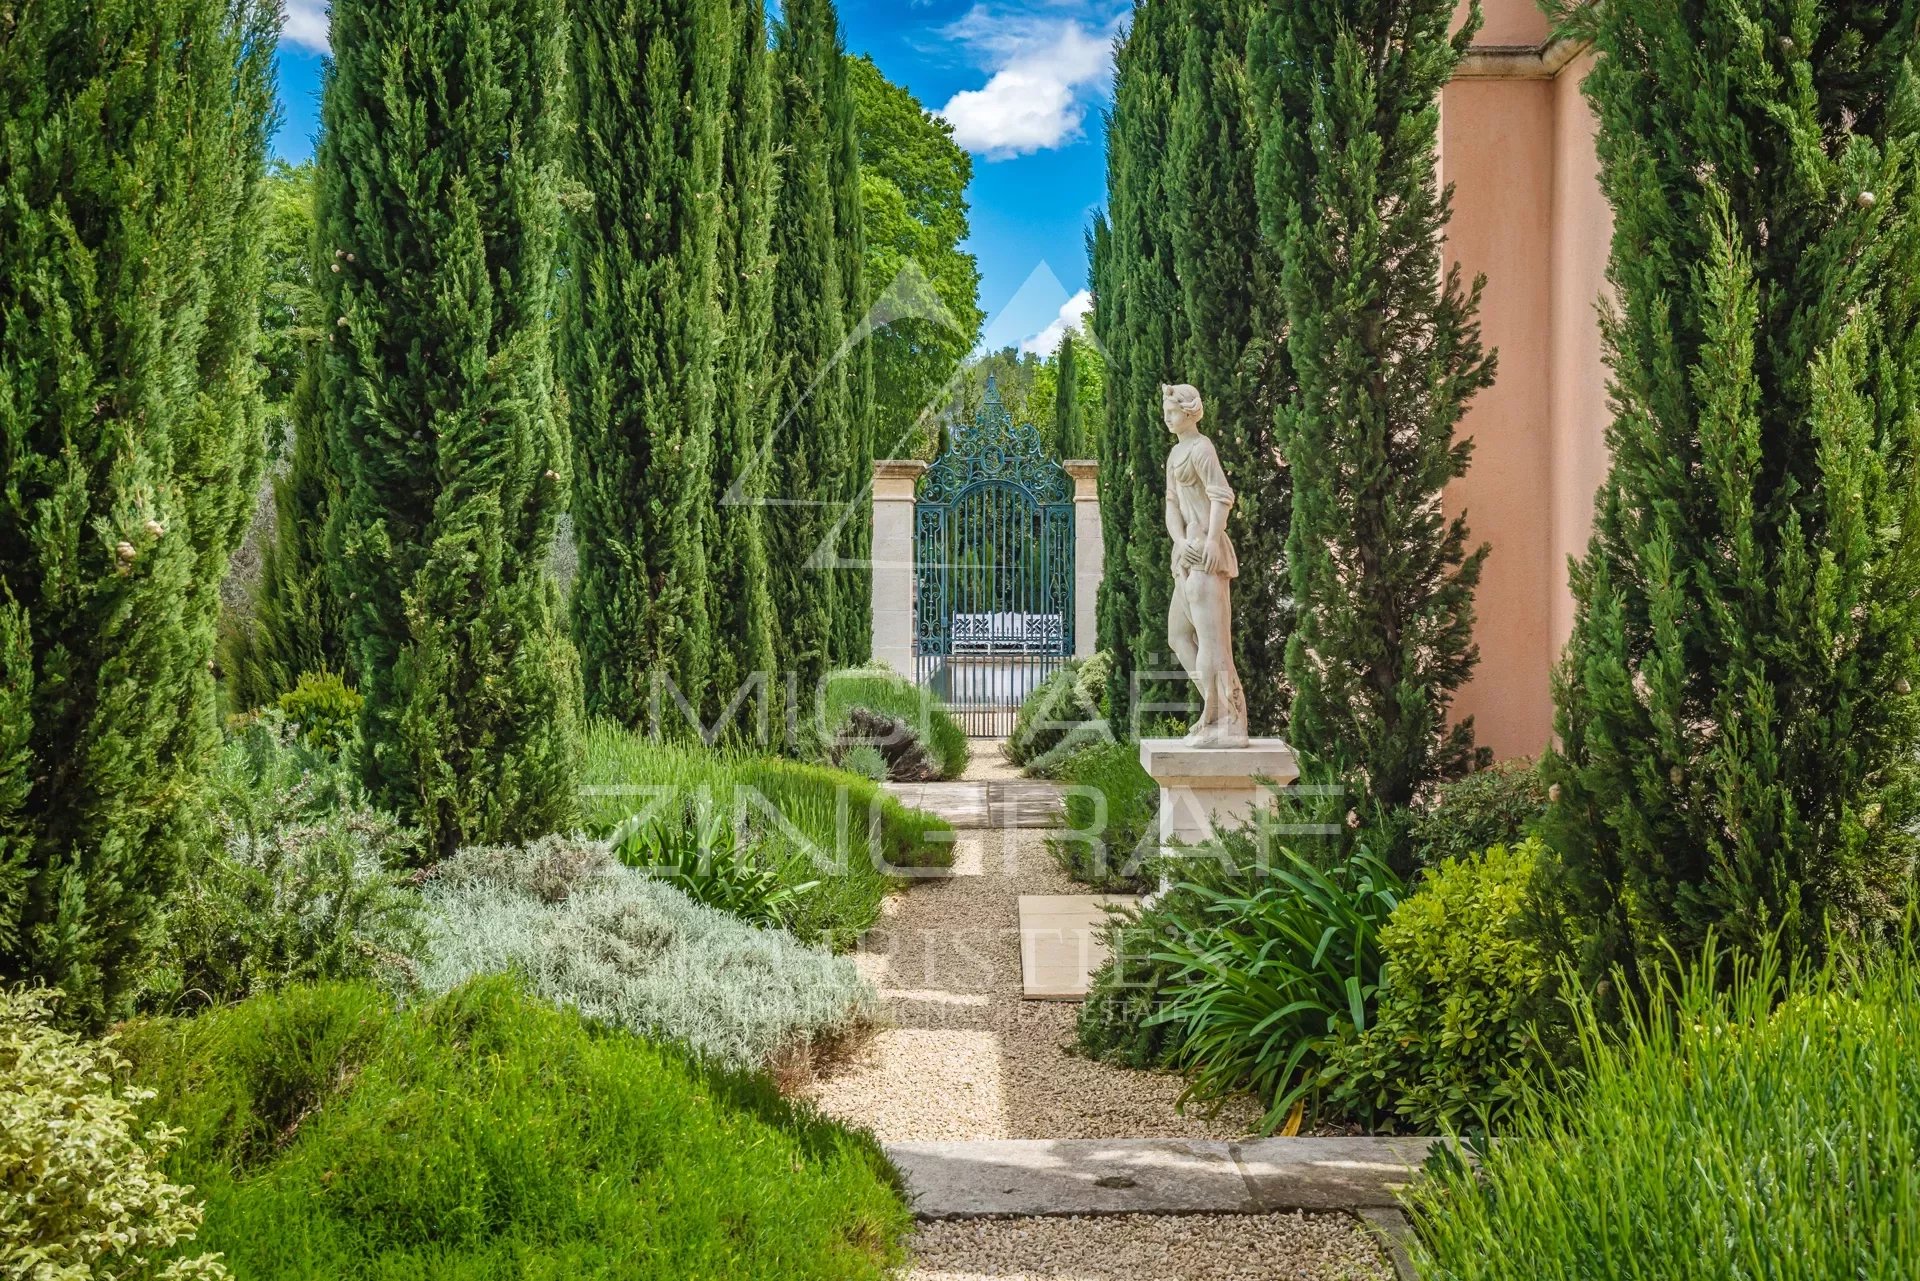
[[807, 751, 1262, 1142], [906, 1212, 1396, 1280]]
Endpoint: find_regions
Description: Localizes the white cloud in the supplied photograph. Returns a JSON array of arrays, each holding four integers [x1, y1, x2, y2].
[[936, 6, 1121, 159], [283, 0, 330, 52], [1021, 289, 1092, 355]]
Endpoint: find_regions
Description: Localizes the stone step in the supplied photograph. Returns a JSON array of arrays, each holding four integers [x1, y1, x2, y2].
[[885, 1136, 1437, 1220]]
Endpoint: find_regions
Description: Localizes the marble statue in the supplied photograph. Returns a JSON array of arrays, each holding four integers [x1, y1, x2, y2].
[[1162, 383, 1250, 749]]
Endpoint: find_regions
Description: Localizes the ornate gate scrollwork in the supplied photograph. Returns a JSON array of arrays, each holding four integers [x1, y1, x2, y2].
[[914, 378, 1075, 736]]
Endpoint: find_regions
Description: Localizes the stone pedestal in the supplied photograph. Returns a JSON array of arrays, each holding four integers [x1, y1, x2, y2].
[[1139, 738, 1300, 858]]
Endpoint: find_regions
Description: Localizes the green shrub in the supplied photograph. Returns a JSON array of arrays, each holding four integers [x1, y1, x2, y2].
[[1078, 896, 1189, 1070], [272, 670, 362, 754], [146, 718, 420, 1013], [1048, 738, 1157, 891], [1408, 759, 1547, 868], [120, 980, 913, 1279], [838, 743, 889, 782], [1327, 840, 1563, 1132], [1146, 846, 1407, 1131], [1007, 652, 1111, 767], [612, 796, 818, 929], [1406, 943, 1920, 1278], [414, 839, 873, 1073], [2, 989, 226, 1280], [581, 724, 954, 950], [812, 666, 968, 780], [1024, 717, 1117, 780]]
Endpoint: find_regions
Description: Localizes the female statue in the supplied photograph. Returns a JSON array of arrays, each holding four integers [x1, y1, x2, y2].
[[1162, 383, 1250, 748]]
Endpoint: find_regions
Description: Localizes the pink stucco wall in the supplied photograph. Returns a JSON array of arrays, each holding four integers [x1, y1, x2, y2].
[[1439, 8, 1614, 761]]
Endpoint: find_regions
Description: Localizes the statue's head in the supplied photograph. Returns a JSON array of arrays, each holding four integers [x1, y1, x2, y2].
[[1161, 383, 1204, 434]]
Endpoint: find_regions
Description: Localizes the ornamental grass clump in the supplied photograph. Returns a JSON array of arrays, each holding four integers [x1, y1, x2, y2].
[[1, 989, 226, 1280], [1146, 845, 1406, 1131], [119, 980, 913, 1279], [1407, 941, 1920, 1278], [1047, 738, 1157, 891], [413, 838, 876, 1075]]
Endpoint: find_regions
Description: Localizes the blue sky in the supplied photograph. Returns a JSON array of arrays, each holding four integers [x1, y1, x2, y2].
[[271, 0, 1123, 355]]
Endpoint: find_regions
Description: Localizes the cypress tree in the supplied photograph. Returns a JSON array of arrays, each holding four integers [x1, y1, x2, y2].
[[832, 40, 873, 666], [769, 0, 855, 700], [1052, 330, 1087, 459], [564, 0, 729, 729], [322, 0, 581, 857], [1254, 0, 1495, 868], [708, 0, 781, 742], [1095, 0, 1189, 733], [1168, 0, 1292, 734], [1545, 0, 1920, 982], [0, 0, 277, 1023], [224, 346, 344, 712], [220, 160, 342, 714]]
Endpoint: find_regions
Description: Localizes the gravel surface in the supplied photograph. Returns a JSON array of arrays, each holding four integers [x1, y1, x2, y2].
[[905, 1212, 1395, 1281], [807, 752, 1261, 1142]]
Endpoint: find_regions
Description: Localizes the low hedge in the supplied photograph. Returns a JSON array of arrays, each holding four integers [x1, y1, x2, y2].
[[122, 981, 913, 1280], [1007, 653, 1111, 768], [812, 666, 968, 781], [581, 724, 954, 949]]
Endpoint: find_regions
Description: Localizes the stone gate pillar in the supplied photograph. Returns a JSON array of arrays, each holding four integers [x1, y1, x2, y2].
[[1066, 460, 1102, 659], [870, 460, 927, 673]]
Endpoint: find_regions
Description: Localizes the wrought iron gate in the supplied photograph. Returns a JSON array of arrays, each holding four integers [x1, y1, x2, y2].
[[915, 379, 1075, 737]]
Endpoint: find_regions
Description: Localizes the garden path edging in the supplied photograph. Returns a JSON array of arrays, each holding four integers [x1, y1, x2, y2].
[[885, 1135, 1437, 1219]]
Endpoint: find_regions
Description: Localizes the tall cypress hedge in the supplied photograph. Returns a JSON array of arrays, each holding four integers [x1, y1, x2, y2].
[[321, 0, 580, 857], [832, 32, 874, 666], [1546, 0, 1920, 982], [564, 0, 729, 729], [1052, 331, 1086, 460], [0, 0, 277, 1024]]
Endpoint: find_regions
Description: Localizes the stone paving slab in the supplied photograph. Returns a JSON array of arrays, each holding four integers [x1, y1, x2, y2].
[[888, 1140, 1255, 1219], [885, 779, 1065, 830], [886, 1136, 1438, 1220], [887, 782, 991, 827], [1232, 1137, 1435, 1210], [988, 780, 1068, 828], [1018, 894, 1142, 999]]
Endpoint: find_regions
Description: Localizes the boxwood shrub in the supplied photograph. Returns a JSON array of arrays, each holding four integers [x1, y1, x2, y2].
[[1326, 839, 1565, 1132]]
